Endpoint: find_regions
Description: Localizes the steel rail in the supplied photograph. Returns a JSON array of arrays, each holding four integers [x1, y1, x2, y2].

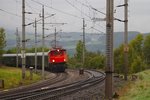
[[0, 73, 68, 100], [17, 70, 105, 100], [0, 70, 105, 100]]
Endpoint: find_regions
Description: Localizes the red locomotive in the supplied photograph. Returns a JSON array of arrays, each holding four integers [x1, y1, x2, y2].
[[48, 47, 67, 72]]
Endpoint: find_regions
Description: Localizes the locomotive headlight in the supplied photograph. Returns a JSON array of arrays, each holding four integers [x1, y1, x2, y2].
[[64, 59, 66, 62], [52, 59, 55, 62]]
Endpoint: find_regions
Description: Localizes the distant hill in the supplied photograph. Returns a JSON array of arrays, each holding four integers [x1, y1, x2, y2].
[[143, 32, 150, 37], [5, 30, 141, 56]]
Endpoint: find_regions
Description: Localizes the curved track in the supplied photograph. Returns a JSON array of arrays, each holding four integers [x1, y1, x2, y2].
[[0, 70, 105, 100], [0, 72, 68, 99]]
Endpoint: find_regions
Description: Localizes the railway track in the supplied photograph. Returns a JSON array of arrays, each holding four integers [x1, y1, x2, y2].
[[0, 72, 68, 99], [0, 70, 105, 100]]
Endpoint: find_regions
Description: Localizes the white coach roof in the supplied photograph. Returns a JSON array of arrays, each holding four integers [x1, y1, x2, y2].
[[3, 52, 48, 57]]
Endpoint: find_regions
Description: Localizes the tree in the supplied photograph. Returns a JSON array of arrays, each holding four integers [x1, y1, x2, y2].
[[131, 56, 146, 73], [128, 34, 144, 73], [68, 40, 105, 69], [114, 44, 124, 74], [114, 34, 145, 74], [129, 34, 143, 55], [67, 40, 84, 68], [84, 51, 105, 69], [6, 46, 50, 54], [0, 28, 6, 64], [87, 55, 105, 69], [6, 47, 16, 53], [143, 34, 150, 66], [75, 40, 86, 62]]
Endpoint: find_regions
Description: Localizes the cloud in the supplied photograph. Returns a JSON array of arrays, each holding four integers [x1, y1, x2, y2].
[[0, 0, 150, 33]]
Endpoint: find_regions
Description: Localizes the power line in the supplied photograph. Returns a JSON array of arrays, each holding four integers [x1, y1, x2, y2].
[[13, 0, 49, 16], [26, 1, 54, 16], [75, 0, 106, 15], [25, 1, 40, 14], [0, 8, 21, 17], [14, 0, 51, 16], [30, 0, 106, 31], [65, 0, 91, 19], [90, 27, 105, 34], [0, 8, 33, 21], [1, 0, 106, 34], [30, 0, 104, 30], [30, 0, 81, 19], [73, 0, 107, 32], [75, 0, 125, 23], [26, 14, 55, 26], [90, 7, 106, 15]]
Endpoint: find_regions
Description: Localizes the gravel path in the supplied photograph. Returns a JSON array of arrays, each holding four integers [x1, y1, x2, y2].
[[46, 69, 89, 88]]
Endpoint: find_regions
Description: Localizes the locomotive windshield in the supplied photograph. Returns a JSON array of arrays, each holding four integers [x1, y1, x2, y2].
[[54, 51, 63, 56], [50, 50, 64, 56]]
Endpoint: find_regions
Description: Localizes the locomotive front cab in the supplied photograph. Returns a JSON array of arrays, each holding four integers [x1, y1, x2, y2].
[[48, 48, 67, 72], [49, 48, 67, 64]]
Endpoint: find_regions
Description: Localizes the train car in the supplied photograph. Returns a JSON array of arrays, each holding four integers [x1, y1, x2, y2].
[[48, 48, 67, 72], [2, 54, 22, 67], [2, 53, 49, 69]]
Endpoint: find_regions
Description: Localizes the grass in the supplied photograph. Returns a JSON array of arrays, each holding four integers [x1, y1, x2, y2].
[[0, 66, 41, 89], [119, 70, 150, 100]]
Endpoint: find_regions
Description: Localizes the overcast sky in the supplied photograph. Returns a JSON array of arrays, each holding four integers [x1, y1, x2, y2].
[[0, 0, 150, 34]]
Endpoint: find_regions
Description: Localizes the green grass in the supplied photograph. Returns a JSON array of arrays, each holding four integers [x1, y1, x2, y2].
[[119, 70, 150, 100], [0, 66, 41, 89]]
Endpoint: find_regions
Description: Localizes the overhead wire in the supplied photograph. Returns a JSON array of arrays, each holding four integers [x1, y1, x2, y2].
[[30, 0, 82, 19], [1, 0, 106, 35], [30, 0, 103, 33], [0, 8, 20, 17], [84, 0, 93, 19], [73, 0, 106, 32], [26, 1, 56, 16], [30, 0, 102, 25], [13, 0, 40, 15], [90, 27, 105, 34], [0, 8, 33, 21], [25, 1, 41, 15], [65, 0, 92, 19], [30, 0, 88, 34], [75, 0, 106, 15]]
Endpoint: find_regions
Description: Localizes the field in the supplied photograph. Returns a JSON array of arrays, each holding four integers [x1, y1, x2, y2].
[[0, 66, 41, 89], [119, 70, 150, 100]]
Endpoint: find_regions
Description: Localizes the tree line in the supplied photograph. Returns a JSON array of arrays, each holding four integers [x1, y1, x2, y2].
[[114, 34, 150, 74], [68, 40, 105, 69]]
